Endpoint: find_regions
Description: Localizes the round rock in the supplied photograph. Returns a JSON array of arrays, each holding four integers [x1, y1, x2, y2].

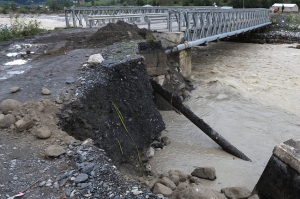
[[45, 145, 66, 157], [55, 97, 63, 104], [0, 114, 16, 128], [153, 183, 173, 196], [191, 167, 216, 180], [0, 99, 21, 114], [74, 173, 89, 183], [221, 186, 252, 199], [35, 127, 52, 139], [66, 77, 75, 84], [161, 137, 171, 146], [41, 88, 51, 95], [146, 147, 155, 158], [87, 54, 104, 66], [182, 90, 191, 99], [161, 177, 176, 190], [9, 87, 21, 93]]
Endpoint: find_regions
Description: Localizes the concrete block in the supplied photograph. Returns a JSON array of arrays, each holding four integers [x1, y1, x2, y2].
[[179, 48, 191, 77], [253, 139, 300, 198]]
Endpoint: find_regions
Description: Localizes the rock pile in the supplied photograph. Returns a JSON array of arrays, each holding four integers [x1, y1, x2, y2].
[[36, 139, 166, 199], [138, 167, 258, 199], [0, 98, 73, 141]]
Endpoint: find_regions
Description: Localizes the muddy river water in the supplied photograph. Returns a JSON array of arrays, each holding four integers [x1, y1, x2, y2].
[[151, 42, 300, 191]]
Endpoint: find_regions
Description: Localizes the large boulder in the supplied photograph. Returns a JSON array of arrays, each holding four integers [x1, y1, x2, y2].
[[0, 99, 21, 114], [169, 174, 180, 185], [175, 170, 188, 182], [178, 186, 226, 199], [249, 194, 259, 199], [15, 115, 34, 131], [191, 167, 216, 180], [144, 177, 158, 190], [87, 54, 104, 66], [41, 87, 51, 95], [34, 127, 52, 139], [221, 186, 252, 199], [146, 147, 155, 158], [153, 183, 173, 196], [9, 87, 21, 93], [0, 114, 16, 128], [161, 136, 171, 145], [160, 177, 176, 190], [45, 145, 66, 157]]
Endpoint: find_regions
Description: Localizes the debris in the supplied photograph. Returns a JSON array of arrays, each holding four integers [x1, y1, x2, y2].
[[7, 192, 24, 199], [9, 87, 21, 93]]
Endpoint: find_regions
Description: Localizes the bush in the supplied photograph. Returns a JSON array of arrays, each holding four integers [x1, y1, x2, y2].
[[1, 8, 8, 14], [286, 13, 300, 30], [0, 14, 45, 41]]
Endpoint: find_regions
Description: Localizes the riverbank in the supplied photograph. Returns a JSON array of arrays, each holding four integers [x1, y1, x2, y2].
[[0, 14, 66, 30], [0, 20, 200, 199], [0, 22, 168, 198]]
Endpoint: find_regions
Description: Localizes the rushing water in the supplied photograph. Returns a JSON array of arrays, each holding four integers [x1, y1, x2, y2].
[[150, 41, 300, 191]]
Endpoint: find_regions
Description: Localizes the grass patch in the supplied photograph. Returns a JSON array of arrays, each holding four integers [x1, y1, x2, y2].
[[112, 101, 142, 165], [286, 13, 300, 30], [0, 14, 45, 42], [146, 34, 157, 43]]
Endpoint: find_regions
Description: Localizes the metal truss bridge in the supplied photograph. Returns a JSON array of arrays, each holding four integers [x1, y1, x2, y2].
[[64, 6, 271, 51]]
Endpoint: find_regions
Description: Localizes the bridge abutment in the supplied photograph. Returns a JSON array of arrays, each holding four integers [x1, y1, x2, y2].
[[153, 32, 192, 77], [253, 139, 300, 198]]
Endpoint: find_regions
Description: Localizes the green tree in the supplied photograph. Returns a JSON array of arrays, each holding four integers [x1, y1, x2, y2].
[[10, 1, 17, 12], [92, 0, 95, 6], [230, 0, 243, 8], [261, 0, 271, 8], [194, 0, 203, 6], [182, 0, 190, 6], [202, 0, 212, 6], [245, 0, 262, 8], [137, 0, 144, 6], [63, 0, 72, 7], [45, 0, 59, 11]]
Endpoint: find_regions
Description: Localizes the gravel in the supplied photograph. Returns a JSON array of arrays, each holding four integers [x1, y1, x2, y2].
[[0, 130, 165, 199]]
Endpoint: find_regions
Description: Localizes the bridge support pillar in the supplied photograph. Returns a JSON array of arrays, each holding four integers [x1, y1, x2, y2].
[[153, 32, 192, 77], [178, 48, 191, 77]]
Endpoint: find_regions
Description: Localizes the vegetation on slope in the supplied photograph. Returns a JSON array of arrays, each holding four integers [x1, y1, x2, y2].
[[0, 14, 45, 41]]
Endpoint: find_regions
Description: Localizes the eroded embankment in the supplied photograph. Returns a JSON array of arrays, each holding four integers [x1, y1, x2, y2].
[[60, 57, 165, 173], [0, 20, 196, 198]]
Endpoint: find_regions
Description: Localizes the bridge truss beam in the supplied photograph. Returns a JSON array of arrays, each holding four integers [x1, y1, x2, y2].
[[167, 8, 271, 52]]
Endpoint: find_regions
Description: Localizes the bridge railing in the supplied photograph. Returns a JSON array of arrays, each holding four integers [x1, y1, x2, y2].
[[168, 8, 270, 41], [64, 6, 224, 27], [166, 8, 271, 53]]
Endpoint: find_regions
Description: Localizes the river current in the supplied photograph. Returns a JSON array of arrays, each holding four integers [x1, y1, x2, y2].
[[150, 42, 300, 191]]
